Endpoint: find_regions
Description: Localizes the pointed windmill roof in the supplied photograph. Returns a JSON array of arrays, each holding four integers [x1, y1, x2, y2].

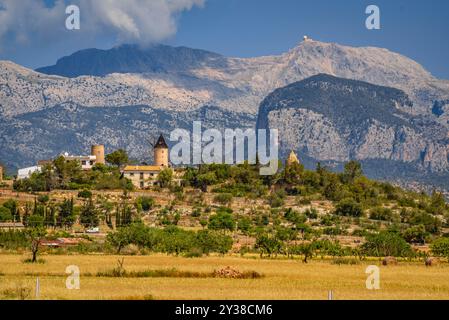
[[154, 134, 168, 149]]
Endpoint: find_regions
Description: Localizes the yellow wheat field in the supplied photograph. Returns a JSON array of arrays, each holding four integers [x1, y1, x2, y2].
[[0, 253, 449, 300]]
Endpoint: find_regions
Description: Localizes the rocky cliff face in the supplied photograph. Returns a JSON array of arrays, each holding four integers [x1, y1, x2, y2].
[[257, 74, 449, 188]]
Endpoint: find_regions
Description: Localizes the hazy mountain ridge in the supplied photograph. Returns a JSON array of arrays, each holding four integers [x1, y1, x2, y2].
[[36, 44, 228, 77]]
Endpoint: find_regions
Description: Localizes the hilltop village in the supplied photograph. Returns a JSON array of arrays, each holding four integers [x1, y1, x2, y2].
[[12, 135, 176, 190]]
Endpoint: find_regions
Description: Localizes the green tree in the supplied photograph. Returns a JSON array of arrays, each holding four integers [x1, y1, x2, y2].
[[237, 217, 252, 235], [195, 230, 233, 255], [291, 242, 318, 263], [157, 168, 173, 188], [107, 226, 132, 253], [25, 226, 47, 263], [402, 225, 427, 244], [80, 199, 99, 229], [3, 199, 19, 221], [361, 231, 412, 257], [323, 174, 343, 201], [282, 162, 304, 185], [196, 172, 217, 192], [334, 198, 364, 217], [429, 191, 447, 215], [53, 156, 81, 187], [58, 198, 75, 228], [255, 233, 283, 258], [135, 196, 155, 212], [208, 209, 235, 233], [342, 160, 363, 183], [0, 206, 12, 222], [106, 149, 129, 167]]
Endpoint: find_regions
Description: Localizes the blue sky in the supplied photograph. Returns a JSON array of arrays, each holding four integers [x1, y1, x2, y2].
[[1, 0, 449, 79]]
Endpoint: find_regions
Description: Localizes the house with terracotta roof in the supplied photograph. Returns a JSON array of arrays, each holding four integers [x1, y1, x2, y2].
[[122, 165, 164, 189], [121, 134, 170, 189]]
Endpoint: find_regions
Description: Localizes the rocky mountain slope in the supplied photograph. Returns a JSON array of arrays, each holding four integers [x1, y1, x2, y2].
[[0, 39, 449, 189], [257, 74, 449, 189], [0, 103, 254, 169], [2, 39, 449, 117]]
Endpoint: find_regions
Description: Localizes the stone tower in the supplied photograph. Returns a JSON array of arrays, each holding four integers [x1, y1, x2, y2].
[[287, 150, 300, 166], [91, 145, 105, 165], [154, 135, 169, 167]]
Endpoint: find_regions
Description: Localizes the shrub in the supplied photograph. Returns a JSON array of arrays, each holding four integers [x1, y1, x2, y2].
[[431, 238, 449, 260], [0, 206, 12, 222], [78, 189, 92, 199], [402, 225, 427, 244], [323, 226, 346, 236], [369, 207, 394, 221], [191, 208, 202, 218], [37, 195, 50, 204], [213, 193, 233, 206], [267, 191, 285, 208], [284, 208, 307, 224], [208, 209, 235, 232], [304, 208, 319, 219], [237, 217, 252, 234], [335, 198, 364, 217], [136, 196, 155, 212]]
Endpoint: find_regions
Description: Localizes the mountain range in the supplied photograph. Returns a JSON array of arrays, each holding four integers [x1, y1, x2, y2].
[[1, 39, 449, 190]]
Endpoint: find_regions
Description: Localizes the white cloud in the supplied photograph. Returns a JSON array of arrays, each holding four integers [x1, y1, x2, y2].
[[0, 0, 205, 49]]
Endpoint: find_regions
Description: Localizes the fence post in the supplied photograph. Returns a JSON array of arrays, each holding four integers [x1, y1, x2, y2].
[[35, 277, 40, 300]]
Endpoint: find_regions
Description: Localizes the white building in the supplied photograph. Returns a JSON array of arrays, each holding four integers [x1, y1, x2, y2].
[[62, 153, 97, 170], [18, 166, 42, 180]]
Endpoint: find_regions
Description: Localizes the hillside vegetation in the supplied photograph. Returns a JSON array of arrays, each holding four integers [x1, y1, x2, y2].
[[2, 156, 449, 263]]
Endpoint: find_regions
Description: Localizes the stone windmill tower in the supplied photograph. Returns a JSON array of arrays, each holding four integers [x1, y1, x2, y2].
[[151, 134, 169, 167]]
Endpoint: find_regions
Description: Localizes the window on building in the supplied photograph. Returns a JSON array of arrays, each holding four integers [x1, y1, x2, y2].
[[81, 161, 87, 165], [140, 181, 145, 189], [140, 172, 144, 180]]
